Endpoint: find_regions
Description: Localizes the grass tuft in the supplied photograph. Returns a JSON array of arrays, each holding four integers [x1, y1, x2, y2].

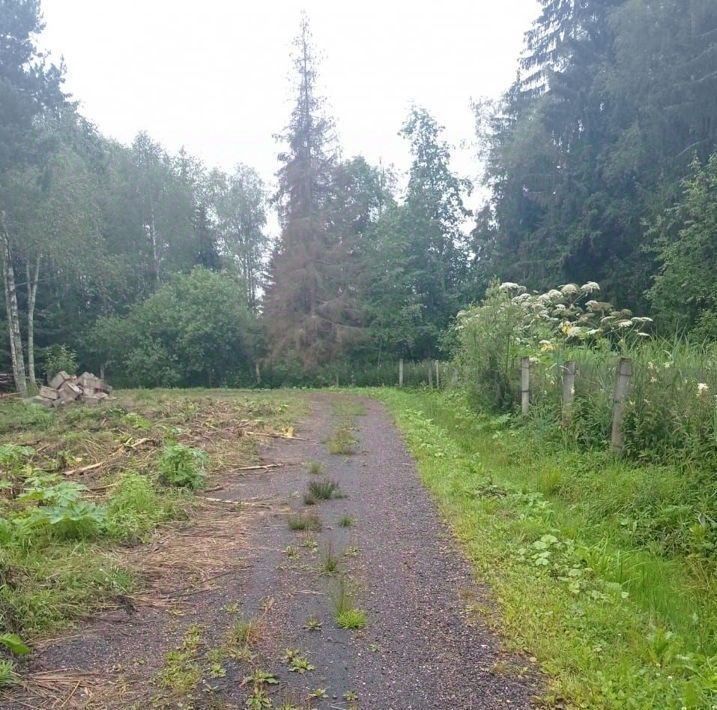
[[288, 511, 322, 532], [333, 577, 366, 629], [307, 479, 343, 501], [321, 541, 339, 574], [306, 460, 324, 475], [328, 426, 357, 455]]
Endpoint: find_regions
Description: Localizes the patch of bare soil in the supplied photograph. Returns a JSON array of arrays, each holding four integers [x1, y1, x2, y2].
[[4, 392, 540, 709]]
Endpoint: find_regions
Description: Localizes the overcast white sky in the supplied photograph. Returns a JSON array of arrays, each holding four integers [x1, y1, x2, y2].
[[39, 0, 538, 208]]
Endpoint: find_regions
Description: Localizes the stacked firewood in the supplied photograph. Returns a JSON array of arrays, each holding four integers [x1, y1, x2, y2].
[[35, 371, 113, 407]]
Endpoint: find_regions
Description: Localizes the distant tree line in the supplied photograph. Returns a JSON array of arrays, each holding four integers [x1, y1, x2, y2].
[[1, 1, 716, 390], [475, 0, 717, 334]]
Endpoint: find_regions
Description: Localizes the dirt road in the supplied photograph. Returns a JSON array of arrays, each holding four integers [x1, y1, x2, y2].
[[6, 393, 538, 709]]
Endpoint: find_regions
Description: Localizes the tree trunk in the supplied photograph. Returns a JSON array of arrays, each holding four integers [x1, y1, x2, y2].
[[148, 199, 160, 285], [26, 256, 40, 389], [1, 212, 27, 397]]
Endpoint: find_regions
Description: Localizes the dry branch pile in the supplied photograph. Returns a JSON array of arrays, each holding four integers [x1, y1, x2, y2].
[[35, 371, 113, 407]]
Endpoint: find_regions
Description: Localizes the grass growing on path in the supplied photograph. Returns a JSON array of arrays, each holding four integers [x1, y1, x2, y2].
[[375, 388, 717, 709]]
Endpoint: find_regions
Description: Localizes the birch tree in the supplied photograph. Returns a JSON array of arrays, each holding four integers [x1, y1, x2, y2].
[[0, 0, 65, 393]]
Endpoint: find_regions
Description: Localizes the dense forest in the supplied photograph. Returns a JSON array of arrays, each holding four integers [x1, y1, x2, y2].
[[1, 0, 716, 391]]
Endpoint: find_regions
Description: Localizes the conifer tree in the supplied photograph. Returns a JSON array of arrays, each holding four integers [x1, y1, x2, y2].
[[263, 15, 344, 369]]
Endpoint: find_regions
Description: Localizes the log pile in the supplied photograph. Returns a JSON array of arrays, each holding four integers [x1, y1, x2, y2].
[[35, 371, 113, 407]]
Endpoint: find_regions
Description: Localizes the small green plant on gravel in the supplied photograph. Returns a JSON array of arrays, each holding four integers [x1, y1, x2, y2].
[[301, 536, 318, 552], [307, 479, 343, 501], [282, 648, 315, 673], [332, 398, 366, 418], [208, 660, 227, 678], [284, 545, 298, 558], [158, 443, 207, 489], [303, 491, 316, 505], [308, 687, 328, 700], [321, 541, 339, 574], [303, 616, 322, 631], [338, 514, 353, 527], [287, 511, 321, 532], [336, 608, 366, 630], [228, 616, 259, 648], [328, 425, 356, 455], [333, 578, 366, 630], [343, 690, 358, 702], [156, 624, 203, 694], [242, 669, 278, 687], [306, 460, 323, 475], [343, 545, 360, 557], [245, 686, 272, 709]]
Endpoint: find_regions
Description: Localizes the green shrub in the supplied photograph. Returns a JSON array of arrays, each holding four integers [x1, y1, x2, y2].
[[42, 344, 78, 381], [158, 444, 207, 489], [91, 268, 256, 388]]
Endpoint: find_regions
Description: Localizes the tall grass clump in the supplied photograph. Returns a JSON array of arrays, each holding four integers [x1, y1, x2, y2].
[[106, 472, 187, 543]]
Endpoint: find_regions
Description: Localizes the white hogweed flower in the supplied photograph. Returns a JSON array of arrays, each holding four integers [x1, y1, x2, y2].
[[560, 283, 580, 296], [580, 281, 600, 293], [500, 282, 524, 292]]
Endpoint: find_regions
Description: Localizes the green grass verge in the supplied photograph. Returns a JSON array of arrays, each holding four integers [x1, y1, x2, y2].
[[374, 388, 717, 709]]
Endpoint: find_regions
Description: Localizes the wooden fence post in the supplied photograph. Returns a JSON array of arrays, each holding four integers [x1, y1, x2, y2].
[[399, 358, 404, 388], [611, 357, 633, 454], [427, 361, 434, 389], [561, 360, 576, 425], [435, 360, 440, 389], [521, 357, 531, 415], [255, 361, 261, 386]]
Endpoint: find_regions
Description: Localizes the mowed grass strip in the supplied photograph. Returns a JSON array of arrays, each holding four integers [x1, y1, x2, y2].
[[376, 388, 717, 709]]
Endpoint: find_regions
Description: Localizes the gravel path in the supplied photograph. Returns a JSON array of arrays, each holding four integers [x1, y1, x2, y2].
[[4, 392, 539, 709], [215, 393, 539, 708]]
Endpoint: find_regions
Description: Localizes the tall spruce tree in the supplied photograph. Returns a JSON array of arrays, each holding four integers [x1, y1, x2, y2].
[[263, 15, 346, 369]]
